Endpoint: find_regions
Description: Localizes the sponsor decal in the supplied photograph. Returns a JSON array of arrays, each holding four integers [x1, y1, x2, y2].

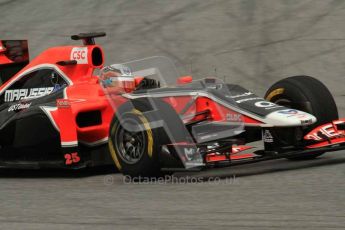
[[305, 121, 345, 141], [236, 98, 283, 110], [70, 47, 88, 64], [229, 92, 254, 99], [266, 88, 284, 101], [263, 130, 274, 143], [199, 133, 218, 141], [277, 109, 312, 124], [278, 109, 299, 115], [8, 102, 31, 112], [255, 101, 277, 108], [254, 101, 283, 110], [183, 147, 204, 166], [301, 119, 313, 125], [4, 87, 54, 102], [183, 147, 202, 160], [236, 97, 262, 103], [226, 113, 242, 122], [278, 109, 306, 118], [264, 105, 283, 110], [57, 99, 71, 108], [184, 147, 197, 161]]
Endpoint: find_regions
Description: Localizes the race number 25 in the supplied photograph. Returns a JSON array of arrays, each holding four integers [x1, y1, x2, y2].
[[64, 152, 81, 165]]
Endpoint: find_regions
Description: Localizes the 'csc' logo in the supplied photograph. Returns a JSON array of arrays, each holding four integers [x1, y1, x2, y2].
[[70, 47, 88, 64]]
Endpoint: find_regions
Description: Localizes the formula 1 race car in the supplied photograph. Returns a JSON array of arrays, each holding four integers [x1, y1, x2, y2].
[[105, 56, 345, 177], [0, 33, 344, 175]]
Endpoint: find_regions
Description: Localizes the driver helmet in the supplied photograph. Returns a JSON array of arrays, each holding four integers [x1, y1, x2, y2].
[[100, 64, 135, 92]]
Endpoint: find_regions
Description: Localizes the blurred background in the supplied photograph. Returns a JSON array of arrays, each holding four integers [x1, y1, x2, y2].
[[1, 0, 345, 116]]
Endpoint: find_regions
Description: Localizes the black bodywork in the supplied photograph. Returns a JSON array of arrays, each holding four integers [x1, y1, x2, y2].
[[0, 90, 62, 167]]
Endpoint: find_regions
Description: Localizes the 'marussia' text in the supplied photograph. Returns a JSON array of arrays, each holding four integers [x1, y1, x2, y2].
[[4, 87, 54, 102]]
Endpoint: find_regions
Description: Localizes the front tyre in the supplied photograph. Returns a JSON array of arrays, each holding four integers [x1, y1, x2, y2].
[[109, 109, 160, 178], [108, 98, 188, 177], [265, 75, 338, 160]]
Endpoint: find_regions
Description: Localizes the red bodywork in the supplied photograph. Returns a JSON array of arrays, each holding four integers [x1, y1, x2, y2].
[[305, 119, 345, 148], [1, 36, 344, 169], [0, 43, 125, 157]]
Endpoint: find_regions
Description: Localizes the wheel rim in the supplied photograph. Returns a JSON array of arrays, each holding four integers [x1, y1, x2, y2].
[[114, 118, 146, 164]]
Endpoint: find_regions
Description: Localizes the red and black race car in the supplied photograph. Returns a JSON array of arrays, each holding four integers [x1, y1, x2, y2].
[[0, 33, 114, 168], [0, 33, 344, 176]]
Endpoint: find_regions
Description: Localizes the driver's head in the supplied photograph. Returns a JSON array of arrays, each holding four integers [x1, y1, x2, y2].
[[101, 64, 132, 85], [100, 64, 135, 92]]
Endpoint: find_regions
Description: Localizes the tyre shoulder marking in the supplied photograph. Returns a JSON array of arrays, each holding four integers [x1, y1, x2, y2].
[[109, 124, 122, 170], [266, 88, 284, 101], [131, 109, 154, 158]]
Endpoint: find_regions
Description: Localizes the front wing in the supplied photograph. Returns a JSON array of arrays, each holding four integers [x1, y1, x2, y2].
[[161, 119, 345, 171]]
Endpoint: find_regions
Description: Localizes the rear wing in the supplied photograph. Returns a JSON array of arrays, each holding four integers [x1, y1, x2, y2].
[[0, 40, 29, 85]]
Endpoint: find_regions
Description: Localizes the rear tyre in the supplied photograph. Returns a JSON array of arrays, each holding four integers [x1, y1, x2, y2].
[[265, 75, 338, 160], [108, 98, 188, 177]]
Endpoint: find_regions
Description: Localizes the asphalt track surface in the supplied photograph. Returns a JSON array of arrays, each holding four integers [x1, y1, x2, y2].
[[1, 0, 345, 229]]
